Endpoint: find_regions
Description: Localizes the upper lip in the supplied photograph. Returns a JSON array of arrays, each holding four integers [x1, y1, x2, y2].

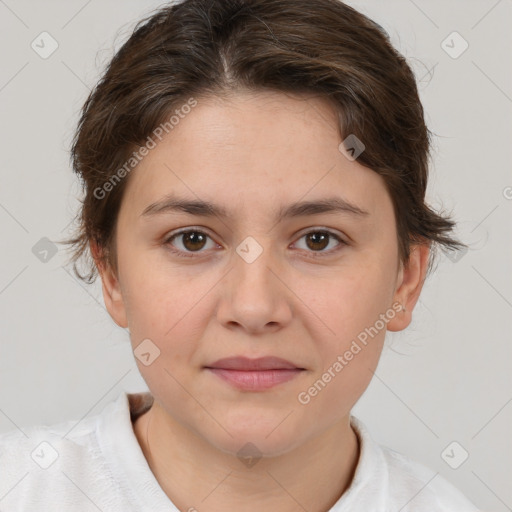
[[205, 356, 304, 371]]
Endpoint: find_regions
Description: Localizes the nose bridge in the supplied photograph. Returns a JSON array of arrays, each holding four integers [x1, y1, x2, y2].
[[217, 233, 292, 331], [232, 233, 278, 295]]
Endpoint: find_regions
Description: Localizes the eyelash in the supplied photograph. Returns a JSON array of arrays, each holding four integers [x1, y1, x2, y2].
[[163, 227, 347, 259]]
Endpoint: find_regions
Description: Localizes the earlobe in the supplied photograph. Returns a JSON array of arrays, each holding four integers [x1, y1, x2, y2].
[[90, 240, 128, 329], [386, 242, 430, 332]]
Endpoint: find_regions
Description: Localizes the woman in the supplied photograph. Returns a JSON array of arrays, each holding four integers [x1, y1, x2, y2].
[[0, 0, 480, 510]]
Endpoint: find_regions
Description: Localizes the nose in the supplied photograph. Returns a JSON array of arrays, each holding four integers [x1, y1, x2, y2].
[[216, 239, 293, 335]]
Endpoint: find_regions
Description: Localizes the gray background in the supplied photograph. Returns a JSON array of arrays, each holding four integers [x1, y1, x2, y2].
[[0, 1, 511, 510]]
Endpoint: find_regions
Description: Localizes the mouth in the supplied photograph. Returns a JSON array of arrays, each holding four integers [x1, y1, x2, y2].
[[204, 356, 306, 391]]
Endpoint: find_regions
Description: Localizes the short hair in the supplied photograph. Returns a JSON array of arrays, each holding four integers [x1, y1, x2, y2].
[[60, 0, 467, 283]]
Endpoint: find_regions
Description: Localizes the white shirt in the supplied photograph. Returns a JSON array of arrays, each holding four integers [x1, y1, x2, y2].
[[0, 391, 480, 511]]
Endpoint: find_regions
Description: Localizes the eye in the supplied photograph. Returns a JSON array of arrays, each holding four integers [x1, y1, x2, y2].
[[163, 227, 347, 259], [293, 229, 346, 256], [164, 229, 218, 258]]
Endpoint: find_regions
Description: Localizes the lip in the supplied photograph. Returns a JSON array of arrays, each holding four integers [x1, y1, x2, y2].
[[204, 356, 306, 391], [205, 356, 304, 371]]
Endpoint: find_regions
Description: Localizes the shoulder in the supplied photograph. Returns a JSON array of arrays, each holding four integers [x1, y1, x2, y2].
[[0, 413, 101, 472], [381, 445, 480, 511], [0, 396, 125, 510], [349, 416, 481, 512]]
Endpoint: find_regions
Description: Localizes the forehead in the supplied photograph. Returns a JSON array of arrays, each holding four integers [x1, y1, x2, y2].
[[120, 89, 392, 223]]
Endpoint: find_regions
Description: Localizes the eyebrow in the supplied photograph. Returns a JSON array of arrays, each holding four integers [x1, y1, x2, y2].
[[140, 193, 370, 221]]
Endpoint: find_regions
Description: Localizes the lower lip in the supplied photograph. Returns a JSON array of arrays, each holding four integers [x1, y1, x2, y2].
[[205, 368, 304, 391]]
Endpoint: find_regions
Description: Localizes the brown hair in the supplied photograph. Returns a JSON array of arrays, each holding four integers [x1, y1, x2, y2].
[[60, 0, 466, 283]]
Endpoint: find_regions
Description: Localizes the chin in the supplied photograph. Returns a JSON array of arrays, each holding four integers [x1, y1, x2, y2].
[[198, 417, 309, 460]]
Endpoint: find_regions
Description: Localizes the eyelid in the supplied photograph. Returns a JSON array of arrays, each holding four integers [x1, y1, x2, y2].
[[164, 226, 215, 241], [293, 226, 347, 244]]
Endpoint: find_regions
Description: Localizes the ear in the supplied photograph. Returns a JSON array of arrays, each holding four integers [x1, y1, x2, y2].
[[90, 240, 128, 328], [386, 242, 430, 332]]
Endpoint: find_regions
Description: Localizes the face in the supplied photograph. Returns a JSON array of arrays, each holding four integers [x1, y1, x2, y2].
[[98, 89, 425, 457]]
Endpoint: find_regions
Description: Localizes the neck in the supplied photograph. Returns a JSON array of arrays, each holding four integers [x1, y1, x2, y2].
[[133, 401, 360, 512]]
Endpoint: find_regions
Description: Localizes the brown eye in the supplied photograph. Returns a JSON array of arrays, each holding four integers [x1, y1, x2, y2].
[[165, 229, 216, 257], [294, 230, 346, 255], [305, 232, 330, 251], [180, 231, 208, 251]]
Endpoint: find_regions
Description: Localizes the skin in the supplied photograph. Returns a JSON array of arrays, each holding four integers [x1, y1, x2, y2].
[[92, 89, 430, 512]]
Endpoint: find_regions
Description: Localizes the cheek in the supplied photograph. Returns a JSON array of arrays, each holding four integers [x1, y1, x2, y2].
[[298, 260, 392, 348], [297, 276, 388, 416], [293, 261, 391, 411], [311, 264, 394, 404], [119, 248, 205, 337], [120, 259, 217, 382], [296, 342, 383, 423]]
